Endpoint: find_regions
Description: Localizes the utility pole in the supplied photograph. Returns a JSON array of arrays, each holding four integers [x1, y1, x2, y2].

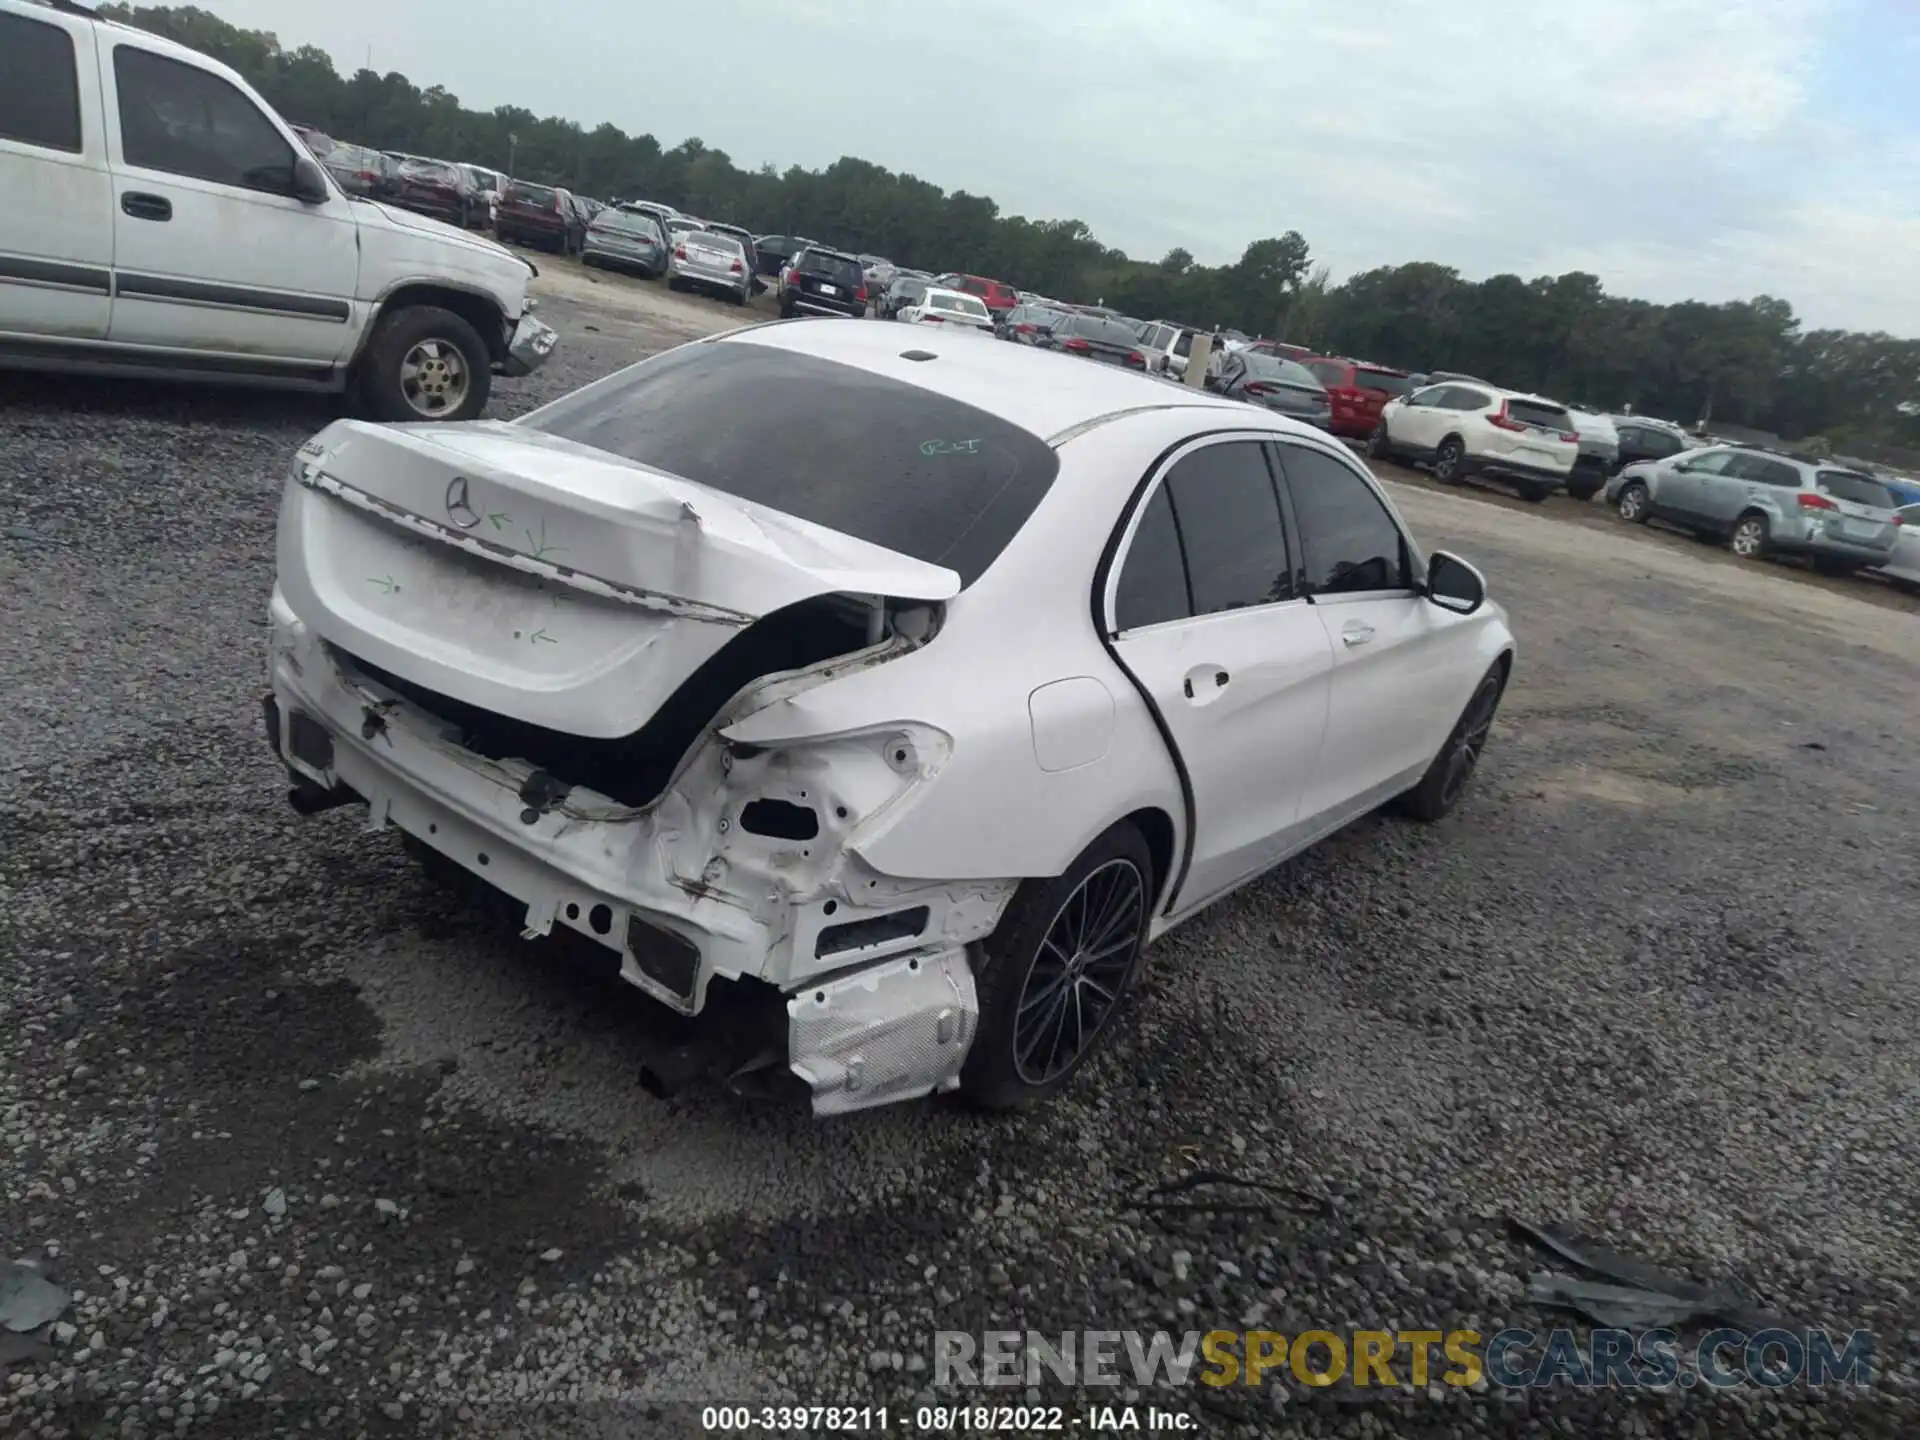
[[506, 132, 518, 181]]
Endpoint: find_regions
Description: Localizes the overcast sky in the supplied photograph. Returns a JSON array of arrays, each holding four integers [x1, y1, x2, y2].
[[218, 0, 1920, 336]]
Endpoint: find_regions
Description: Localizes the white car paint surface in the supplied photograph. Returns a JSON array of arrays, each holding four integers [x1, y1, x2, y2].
[[267, 319, 1514, 1115]]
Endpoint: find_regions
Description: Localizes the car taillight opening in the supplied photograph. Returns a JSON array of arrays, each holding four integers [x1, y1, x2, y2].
[[1559, 430, 1580, 443], [1062, 338, 1091, 353], [1487, 407, 1526, 433], [855, 286, 868, 302], [674, 245, 688, 260], [1244, 382, 1274, 396], [729, 259, 743, 274], [1125, 351, 1145, 367], [1798, 493, 1838, 511]]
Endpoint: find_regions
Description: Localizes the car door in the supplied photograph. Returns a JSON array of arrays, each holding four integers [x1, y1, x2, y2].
[[1104, 436, 1335, 908], [0, 5, 114, 343], [1392, 385, 1450, 450], [1697, 452, 1779, 530], [1274, 439, 1469, 822], [101, 39, 360, 366], [1657, 448, 1737, 520]]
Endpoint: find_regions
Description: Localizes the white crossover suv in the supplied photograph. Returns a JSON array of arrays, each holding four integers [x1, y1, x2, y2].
[[1369, 380, 1580, 501], [265, 319, 1515, 1115]]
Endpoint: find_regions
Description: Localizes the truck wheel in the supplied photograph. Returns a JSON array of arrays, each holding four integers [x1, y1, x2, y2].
[[358, 305, 493, 423], [960, 822, 1154, 1111]]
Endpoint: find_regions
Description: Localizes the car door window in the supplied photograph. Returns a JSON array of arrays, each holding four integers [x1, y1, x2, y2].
[[1719, 454, 1769, 482], [113, 46, 296, 195], [0, 11, 83, 153], [1448, 388, 1493, 412], [1683, 450, 1737, 475], [1112, 484, 1191, 631], [1760, 459, 1803, 487], [1156, 441, 1295, 615], [1273, 443, 1411, 596]]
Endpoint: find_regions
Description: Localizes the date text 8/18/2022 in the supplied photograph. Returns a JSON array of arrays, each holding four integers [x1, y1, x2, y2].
[[700, 1404, 1197, 1431]]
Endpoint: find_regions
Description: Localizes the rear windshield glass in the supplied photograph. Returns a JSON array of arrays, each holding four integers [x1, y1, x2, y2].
[[930, 293, 989, 317], [1173, 331, 1194, 357], [1066, 316, 1142, 346], [1354, 368, 1411, 395], [593, 211, 660, 238], [1304, 361, 1347, 386], [1507, 399, 1572, 430], [801, 253, 863, 286], [689, 231, 743, 255], [521, 343, 1062, 587], [399, 159, 457, 181], [1817, 471, 1895, 508], [505, 181, 554, 204], [890, 278, 928, 298], [1243, 352, 1320, 386]]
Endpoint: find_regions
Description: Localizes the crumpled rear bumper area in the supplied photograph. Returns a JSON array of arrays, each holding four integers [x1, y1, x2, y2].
[[263, 587, 1004, 1114]]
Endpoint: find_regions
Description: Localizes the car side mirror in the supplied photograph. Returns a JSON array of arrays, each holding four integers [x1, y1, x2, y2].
[[1671, 459, 1692, 472], [1424, 551, 1486, 615], [292, 156, 331, 204]]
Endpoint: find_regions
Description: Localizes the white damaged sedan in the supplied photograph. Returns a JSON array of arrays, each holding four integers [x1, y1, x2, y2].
[[265, 318, 1514, 1115]]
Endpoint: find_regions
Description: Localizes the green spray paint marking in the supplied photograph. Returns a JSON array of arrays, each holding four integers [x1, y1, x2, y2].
[[488, 511, 513, 531], [523, 518, 567, 562], [919, 438, 982, 457], [529, 629, 558, 646], [367, 575, 399, 594]]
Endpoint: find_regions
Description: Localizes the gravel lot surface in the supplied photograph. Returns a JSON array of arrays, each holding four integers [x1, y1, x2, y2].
[[3, 265, 1916, 1438]]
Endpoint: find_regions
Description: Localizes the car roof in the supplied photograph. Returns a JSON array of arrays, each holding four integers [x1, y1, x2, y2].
[[719, 318, 1250, 441]]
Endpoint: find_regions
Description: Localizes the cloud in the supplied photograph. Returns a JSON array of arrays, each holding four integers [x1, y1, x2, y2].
[[217, 0, 1919, 333]]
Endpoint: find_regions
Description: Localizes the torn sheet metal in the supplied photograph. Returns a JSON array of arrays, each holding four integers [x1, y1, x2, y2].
[[1509, 1215, 1784, 1331], [788, 946, 977, 1116]]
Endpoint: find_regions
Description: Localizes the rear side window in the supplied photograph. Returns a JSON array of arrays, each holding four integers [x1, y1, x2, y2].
[[0, 12, 83, 152], [1158, 441, 1294, 615], [1172, 331, 1194, 357], [1305, 361, 1347, 387], [1113, 485, 1190, 631], [1449, 388, 1494, 411], [1505, 399, 1572, 431], [114, 47, 295, 193], [1817, 471, 1895, 508], [521, 342, 1062, 587], [1274, 443, 1410, 595]]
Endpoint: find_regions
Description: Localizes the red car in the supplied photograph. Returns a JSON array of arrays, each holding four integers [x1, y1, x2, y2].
[[939, 273, 1019, 316], [1298, 356, 1415, 438], [494, 180, 586, 254]]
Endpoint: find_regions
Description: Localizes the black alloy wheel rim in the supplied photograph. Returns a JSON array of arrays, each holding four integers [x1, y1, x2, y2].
[[1440, 676, 1501, 807], [1012, 859, 1145, 1086]]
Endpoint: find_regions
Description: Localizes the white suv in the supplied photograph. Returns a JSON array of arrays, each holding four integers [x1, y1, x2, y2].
[[0, 0, 556, 420], [1368, 380, 1579, 502]]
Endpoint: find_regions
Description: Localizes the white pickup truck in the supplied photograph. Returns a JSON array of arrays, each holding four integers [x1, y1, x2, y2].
[[0, 0, 557, 420]]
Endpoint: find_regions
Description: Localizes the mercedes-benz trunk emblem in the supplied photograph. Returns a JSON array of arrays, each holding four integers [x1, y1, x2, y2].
[[445, 475, 480, 529]]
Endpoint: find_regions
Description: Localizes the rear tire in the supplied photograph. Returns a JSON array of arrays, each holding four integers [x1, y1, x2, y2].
[[356, 305, 492, 424], [1518, 482, 1552, 503], [960, 823, 1154, 1111], [1730, 512, 1770, 560], [1566, 477, 1602, 501], [1432, 437, 1466, 484], [1367, 424, 1393, 460], [1393, 663, 1507, 823], [778, 300, 796, 318]]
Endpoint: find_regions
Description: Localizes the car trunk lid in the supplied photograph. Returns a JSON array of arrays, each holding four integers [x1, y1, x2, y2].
[[276, 419, 961, 739]]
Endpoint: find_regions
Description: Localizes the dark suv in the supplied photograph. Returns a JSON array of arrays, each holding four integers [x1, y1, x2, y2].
[[778, 247, 867, 318]]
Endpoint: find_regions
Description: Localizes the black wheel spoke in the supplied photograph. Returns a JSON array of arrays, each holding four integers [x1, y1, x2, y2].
[[1010, 858, 1146, 1087]]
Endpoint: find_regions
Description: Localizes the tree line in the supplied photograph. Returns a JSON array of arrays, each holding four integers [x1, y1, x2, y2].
[[100, 4, 1920, 462]]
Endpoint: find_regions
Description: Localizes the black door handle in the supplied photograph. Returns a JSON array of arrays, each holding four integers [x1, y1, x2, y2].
[[1214, 670, 1230, 687], [1182, 677, 1194, 699], [121, 191, 172, 222]]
